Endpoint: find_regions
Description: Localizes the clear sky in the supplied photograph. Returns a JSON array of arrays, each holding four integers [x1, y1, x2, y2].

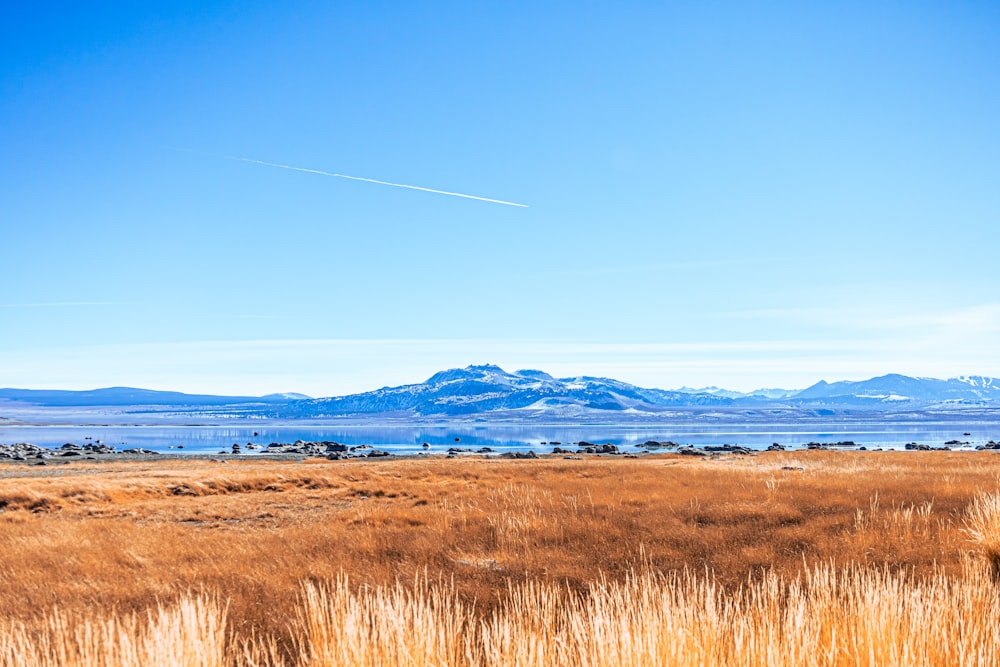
[[2, 1, 999, 396]]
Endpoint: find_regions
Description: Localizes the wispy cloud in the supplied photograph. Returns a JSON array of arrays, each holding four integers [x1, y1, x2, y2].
[[0, 302, 126, 308], [722, 301, 1000, 333], [538, 256, 785, 278], [187, 149, 529, 208]]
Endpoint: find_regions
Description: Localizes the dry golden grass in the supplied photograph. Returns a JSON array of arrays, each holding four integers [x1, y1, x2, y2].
[[5, 564, 1000, 666], [0, 595, 230, 667], [2, 451, 1000, 664]]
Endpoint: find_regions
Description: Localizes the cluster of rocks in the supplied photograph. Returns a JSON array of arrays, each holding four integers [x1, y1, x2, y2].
[[0, 441, 157, 462], [576, 442, 620, 455], [259, 440, 390, 460], [446, 447, 496, 457], [638, 440, 682, 449], [804, 441, 861, 450], [895, 440, 1000, 451], [501, 450, 539, 459], [223, 443, 265, 455], [704, 444, 753, 455], [445, 443, 628, 458], [0, 442, 64, 461], [904, 442, 950, 451], [546, 443, 616, 455], [671, 444, 755, 457]]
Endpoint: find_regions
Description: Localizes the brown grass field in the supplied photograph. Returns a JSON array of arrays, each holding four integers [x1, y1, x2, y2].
[[3, 450, 1000, 665]]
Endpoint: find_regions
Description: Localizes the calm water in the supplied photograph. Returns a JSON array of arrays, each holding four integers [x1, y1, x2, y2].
[[0, 422, 997, 455]]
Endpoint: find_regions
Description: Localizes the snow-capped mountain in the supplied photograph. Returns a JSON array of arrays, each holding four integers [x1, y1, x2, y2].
[[280, 364, 734, 418]]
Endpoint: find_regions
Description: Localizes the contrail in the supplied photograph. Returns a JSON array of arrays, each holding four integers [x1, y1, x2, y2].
[[227, 155, 528, 208]]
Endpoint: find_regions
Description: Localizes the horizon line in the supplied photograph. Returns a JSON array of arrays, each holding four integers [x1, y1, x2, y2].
[[2, 366, 995, 399]]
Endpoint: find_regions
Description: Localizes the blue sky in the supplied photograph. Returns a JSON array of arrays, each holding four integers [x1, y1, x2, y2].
[[2, 1, 999, 396]]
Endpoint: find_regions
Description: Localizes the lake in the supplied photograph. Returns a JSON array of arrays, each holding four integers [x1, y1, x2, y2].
[[0, 420, 997, 455]]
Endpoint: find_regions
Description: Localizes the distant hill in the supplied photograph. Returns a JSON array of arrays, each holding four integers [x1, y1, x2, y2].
[[790, 374, 1000, 406], [278, 364, 734, 419], [0, 387, 311, 407]]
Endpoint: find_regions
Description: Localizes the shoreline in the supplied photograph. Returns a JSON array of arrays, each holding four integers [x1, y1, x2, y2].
[[1, 437, 999, 470]]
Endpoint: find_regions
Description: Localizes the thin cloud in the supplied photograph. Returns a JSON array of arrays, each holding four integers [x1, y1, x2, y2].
[[541, 256, 786, 278], [723, 302, 1000, 333], [0, 302, 126, 308], [192, 150, 529, 208]]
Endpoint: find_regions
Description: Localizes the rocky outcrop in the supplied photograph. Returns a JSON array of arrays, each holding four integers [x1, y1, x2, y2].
[[905, 442, 950, 451], [501, 451, 538, 459], [0, 441, 128, 461], [703, 444, 752, 455], [259, 440, 392, 460], [577, 443, 619, 455], [640, 440, 681, 449]]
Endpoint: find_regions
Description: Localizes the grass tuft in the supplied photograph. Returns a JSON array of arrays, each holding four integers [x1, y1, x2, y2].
[[964, 491, 1000, 579]]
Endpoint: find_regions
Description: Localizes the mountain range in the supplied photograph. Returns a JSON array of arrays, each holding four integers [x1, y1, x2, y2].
[[279, 366, 1000, 418], [2, 366, 999, 419]]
